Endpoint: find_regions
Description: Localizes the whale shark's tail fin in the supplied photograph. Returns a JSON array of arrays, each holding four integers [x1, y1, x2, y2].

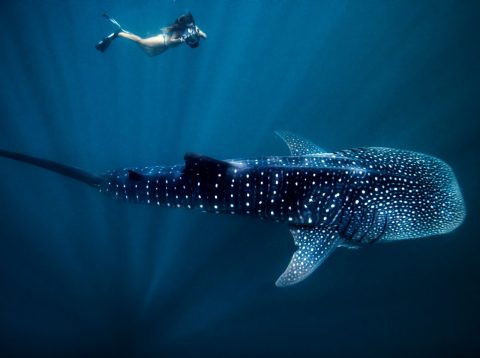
[[0, 150, 103, 188]]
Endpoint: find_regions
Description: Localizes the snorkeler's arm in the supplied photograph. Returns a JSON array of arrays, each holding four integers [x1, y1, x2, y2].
[[197, 28, 207, 39]]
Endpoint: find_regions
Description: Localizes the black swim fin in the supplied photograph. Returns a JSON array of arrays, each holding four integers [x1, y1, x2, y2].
[[95, 31, 120, 52], [95, 13, 125, 53]]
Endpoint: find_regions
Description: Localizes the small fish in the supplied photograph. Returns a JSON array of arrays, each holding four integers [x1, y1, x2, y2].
[[0, 132, 466, 286]]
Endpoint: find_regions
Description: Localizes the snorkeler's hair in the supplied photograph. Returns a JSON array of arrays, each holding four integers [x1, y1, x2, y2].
[[163, 12, 195, 34]]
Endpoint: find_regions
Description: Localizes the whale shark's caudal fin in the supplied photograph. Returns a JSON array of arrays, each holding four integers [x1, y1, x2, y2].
[[276, 226, 340, 287], [0, 149, 103, 187]]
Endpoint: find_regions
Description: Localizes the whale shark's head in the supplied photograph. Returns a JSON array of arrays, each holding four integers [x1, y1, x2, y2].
[[365, 148, 465, 241], [402, 153, 466, 239], [426, 156, 466, 234]]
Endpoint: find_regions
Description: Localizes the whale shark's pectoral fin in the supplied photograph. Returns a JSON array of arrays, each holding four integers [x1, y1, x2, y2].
[[276, 226, 340, 287], [275, 131, 327, 156]]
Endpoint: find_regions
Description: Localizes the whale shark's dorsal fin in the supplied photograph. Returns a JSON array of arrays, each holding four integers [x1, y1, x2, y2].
[[276, 226, 340, 287], [128, 170, 144, 181], [275, 131, 327, 156], [184, 153, 232, 173]]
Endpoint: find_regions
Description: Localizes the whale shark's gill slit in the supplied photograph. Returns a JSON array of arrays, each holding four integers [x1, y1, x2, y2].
[[329, 205, 344, 227], [0, 149, 103, 187], [370, 214, 389, 244], [329, 183, 350, 227], [357, 207, 378, 244], [350, 203, 369, 243], [337, 189, 360, 237], [337, 209, 352, 237]]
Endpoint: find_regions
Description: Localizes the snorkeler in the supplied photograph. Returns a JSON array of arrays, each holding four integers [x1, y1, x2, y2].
[[95, 13, 207, 56]]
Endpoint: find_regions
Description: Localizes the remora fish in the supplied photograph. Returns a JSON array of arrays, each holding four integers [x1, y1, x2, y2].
[[0, 132, 466, 286]]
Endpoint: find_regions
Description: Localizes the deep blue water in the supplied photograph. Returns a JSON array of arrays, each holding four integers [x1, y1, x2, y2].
[[0, 0, 479, 355]]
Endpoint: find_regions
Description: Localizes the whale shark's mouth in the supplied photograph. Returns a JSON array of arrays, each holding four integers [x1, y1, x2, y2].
[[439, 175, 466, 234]]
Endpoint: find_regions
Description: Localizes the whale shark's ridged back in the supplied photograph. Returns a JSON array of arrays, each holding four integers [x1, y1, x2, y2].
[[0, 149, 103, 187]]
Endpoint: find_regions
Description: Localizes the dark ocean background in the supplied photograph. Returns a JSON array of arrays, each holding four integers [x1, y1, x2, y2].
[[0, 0, 479, 356]]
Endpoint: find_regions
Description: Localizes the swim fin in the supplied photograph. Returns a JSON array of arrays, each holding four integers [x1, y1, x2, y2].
[[95, 31, 120, 52], [95, 14, 126, 53], [102, 13, 123, 29]]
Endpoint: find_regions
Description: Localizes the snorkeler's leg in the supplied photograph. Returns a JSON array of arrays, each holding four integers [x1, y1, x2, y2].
[[117, 32, 144, 43], [114, 32, 162, 56]]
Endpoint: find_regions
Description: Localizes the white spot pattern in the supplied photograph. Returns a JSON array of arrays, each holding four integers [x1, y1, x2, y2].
[[98, 133, 466, 285]]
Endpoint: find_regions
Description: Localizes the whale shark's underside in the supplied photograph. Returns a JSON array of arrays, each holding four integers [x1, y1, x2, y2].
[[0, 132, 466, 286]]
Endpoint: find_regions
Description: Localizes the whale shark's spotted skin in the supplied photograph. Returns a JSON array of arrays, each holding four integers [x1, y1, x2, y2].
[[0, 132, 465, 286], [99, 132, 465, 286]]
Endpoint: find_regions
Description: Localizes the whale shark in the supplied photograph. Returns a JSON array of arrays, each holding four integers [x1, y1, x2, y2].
[[0, 132, 466, 286]]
